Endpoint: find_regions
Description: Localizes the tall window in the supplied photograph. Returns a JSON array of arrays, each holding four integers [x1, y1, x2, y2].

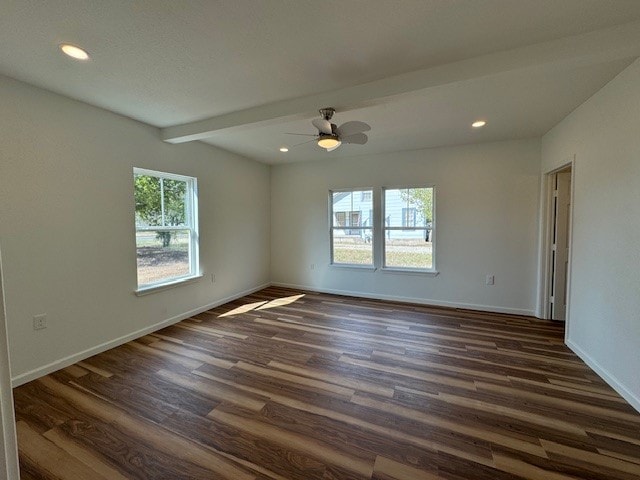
[[383, 187, 434, 270], [330, 189, 373, 265], [134, 168, 199, 289]]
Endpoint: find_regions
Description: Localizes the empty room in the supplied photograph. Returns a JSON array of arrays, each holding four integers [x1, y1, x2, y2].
[[1, 1, 640, 479]]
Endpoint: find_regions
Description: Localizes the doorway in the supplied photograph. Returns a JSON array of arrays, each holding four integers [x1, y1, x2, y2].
[[544, 165, 573, 321]]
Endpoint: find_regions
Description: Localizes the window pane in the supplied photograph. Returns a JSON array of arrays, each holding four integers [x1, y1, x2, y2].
[[136, 230, 191, 286], [134, 174, 162, 227], [384, 188, 432, 228], [163, 178, 188, 226], [332, 229, 372, 265], [384, 229, 433, 269]]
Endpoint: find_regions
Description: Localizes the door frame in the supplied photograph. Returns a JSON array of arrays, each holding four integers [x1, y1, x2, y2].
[[538, 157, 576, 332], [0, 245, 20, 479]]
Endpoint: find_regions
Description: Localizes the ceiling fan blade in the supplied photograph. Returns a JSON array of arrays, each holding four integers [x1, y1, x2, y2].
[[284, 132, 316, 136], [312, 118, 333, 135], [337, 121, 371, 137], [327, 143, 341, 152], [292, 138, 317, 147], [342, 133, 368, 145]]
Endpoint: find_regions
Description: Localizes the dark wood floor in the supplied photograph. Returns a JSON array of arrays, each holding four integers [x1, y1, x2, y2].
[[13, 286, 640, 479]]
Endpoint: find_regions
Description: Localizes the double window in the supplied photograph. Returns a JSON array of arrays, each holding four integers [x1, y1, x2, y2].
[[134, 168, 199, 289], [330, 186, 435, 271]]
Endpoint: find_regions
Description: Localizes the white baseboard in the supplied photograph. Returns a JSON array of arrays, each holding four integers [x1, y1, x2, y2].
[[11, 283, 270, 387], [271, 282, 535, 316], [566, 339, 640, 414]]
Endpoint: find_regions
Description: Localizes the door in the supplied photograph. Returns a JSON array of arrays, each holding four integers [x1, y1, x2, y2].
[[550, 170, 572, 321]]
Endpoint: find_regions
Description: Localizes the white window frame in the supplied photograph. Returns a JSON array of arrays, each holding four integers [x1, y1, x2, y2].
[[329, 188, 374, 267], [133, 167, 200, 292], [382, 186, 436, 273]]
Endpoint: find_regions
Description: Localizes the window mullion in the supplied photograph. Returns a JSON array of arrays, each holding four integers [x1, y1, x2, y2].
[[384, 227, 428, 230], [160, 177, 165, 227], [137, 226, 186, 232], [374, 188, 382, 269]]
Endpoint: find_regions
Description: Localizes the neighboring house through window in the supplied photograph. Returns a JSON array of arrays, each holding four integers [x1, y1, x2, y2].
[[134, 168, 199, 289], [402, 207, 417, 227]]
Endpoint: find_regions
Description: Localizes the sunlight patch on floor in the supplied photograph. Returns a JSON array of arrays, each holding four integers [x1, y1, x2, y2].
[[218, 294, 305, 317], [218, 301, 268, 317]]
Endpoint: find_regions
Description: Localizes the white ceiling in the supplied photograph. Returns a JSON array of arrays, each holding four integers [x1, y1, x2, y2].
[[1, 1, 640, 163]]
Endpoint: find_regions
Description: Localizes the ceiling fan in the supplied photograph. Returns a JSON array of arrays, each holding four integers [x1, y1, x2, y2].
[[286, 108, 371, 152]]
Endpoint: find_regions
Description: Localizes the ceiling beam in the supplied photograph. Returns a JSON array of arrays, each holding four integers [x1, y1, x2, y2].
[[161, 21, 640, 144]]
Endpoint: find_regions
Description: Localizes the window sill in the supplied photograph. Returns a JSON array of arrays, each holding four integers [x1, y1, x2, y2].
[[135, 274, 203, 296], [380, 268, 439, 276], [329, 264, 376, 271]]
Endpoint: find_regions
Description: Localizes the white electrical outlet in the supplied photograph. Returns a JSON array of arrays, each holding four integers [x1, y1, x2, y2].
[[310, 263, 315, 270], [33, 314, 47, 330], [211, 273, 216, 283], [485, 275, 495, 286]]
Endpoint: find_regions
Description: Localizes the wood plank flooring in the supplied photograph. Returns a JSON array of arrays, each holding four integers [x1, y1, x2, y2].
[[13, 286, 640, 479]]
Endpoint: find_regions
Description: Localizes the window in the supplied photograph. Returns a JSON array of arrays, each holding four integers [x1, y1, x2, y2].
[[134, 168, 199, 289], [330, 189, 373, 265], [383, 187, 434, 270]]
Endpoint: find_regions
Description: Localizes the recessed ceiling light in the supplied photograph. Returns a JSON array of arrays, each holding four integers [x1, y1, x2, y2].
[[279, 147, 289, 152], [60, 44, 90, 61], [472, 120, 487, 128]]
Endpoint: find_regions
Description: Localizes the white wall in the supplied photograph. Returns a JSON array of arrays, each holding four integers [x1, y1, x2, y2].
[[542, 59, 640, 410], [0, 75, 271, 382], [271, 139, 541, 315]]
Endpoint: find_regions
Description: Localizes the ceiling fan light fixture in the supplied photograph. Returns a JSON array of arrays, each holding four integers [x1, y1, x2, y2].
[[317, 135, 341, 149]]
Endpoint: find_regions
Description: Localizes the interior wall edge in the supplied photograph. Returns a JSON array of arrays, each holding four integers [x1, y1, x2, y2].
[[534, 173, 548, 319], [270, 281, 535, 316], [0, 249, 20, 480], [10, 282, 270, 388], [566, 337, 640, 414]]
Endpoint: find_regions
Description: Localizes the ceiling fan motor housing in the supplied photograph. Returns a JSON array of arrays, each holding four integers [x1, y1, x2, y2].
[[319, 107, 335, 121], [318, 132, 339, 141]]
